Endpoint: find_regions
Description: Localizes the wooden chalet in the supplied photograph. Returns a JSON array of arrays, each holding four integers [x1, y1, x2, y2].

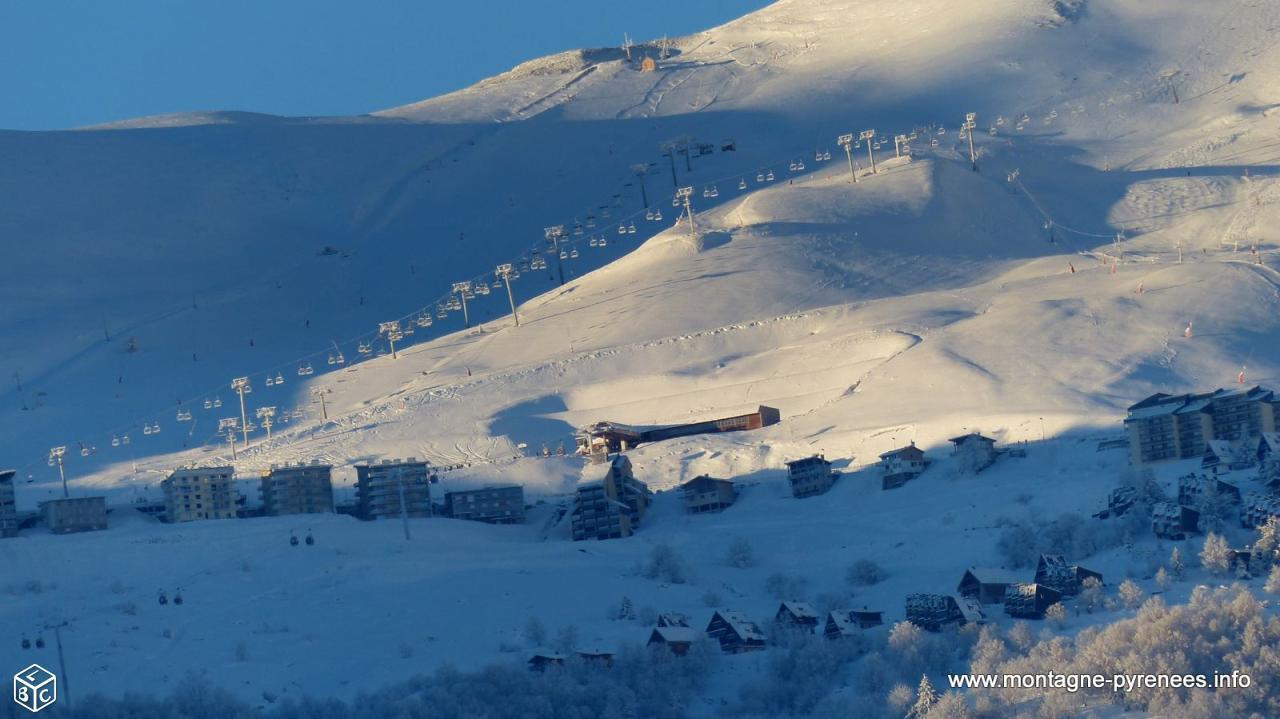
[[1177, 474, 1241, 508], [957, 567, 1022, 604], [656, 612, 690, 628], [1093, 485, 1138, 520], [527, 651, 566, 672], [1034, 554, 1103, 596], [905, 593, 982, 632], [786, 455, 837, 498], [575, 649, 615, 666], [1152, 501, 1200, 541], [705, 610, 767, 653], [1003, 583, 1063, 619], [775, 601, 820, 630], [1202, 440, 1253, 473], [648, 626, 699, 656], [1242, 493, 1280, 529], [1256, 433, 1280, 464], [824, 608, 884, 639]]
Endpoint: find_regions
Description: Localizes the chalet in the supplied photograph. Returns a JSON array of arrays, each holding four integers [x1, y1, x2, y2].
[[1227, 548, 1254, 577], [656, 612, 689, 628], [1034, 554, 1102, 595], [527, 651, 566, 672], [878, 443, 928, 490], [1124, 386, 1279, 467], [949, 433, 998, 473], [775, 601, 820, 630], [1177, 475, 1240, 510], [40, 496, 108, 534], [905, 594, 982, 632], [1003, 583, 1063, 619], [570, 455, 651, 541], [1093, 485, 1137, 520], [824, 608, 883, 639], [575, 649, 615, 666], [705, 610, 766, 653], [680, 475, 737, 514], [1152, 501, 1200, 540], [786, 455, 837, 499], [957, 567, 1022, 604], [648, 626, 699, 656], [1241, 493, 1280, 529], [1202, 440, 1254, 473]]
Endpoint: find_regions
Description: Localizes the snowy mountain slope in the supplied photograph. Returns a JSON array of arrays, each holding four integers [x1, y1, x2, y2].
[[5, 0, 1280, 705]]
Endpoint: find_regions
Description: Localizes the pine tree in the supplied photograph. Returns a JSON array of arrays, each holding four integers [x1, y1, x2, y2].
[[1155, 567, 1171, 591], [912, 675, 939, 718], [618, 596, 635, 620]]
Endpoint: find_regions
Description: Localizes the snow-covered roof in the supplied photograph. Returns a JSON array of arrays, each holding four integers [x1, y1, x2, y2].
[[878, 444, 923, 460], [963, 567, 1021, 585], [713, 610, 766, 641], [779, 601, 819, 619], [1203, 439, 1235, 458], [949, 433, 995, 445], [650, 626, 700, 643], [826, 611, 856, 635]]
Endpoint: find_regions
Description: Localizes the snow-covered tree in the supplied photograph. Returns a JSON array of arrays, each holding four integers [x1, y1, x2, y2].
[[925, 692, 971, 719], [1200, 532, 1232, 576], [643, 543, 688, 584], [846, 559, 887, 586], [1266, 565, 1280, 595], [1118, 579, 1145, 609], [1155, 567, 1171, 592], [1170, 546, 1185, 580], [911, 675, 939, 718], [1044, 602, 1067, 628]]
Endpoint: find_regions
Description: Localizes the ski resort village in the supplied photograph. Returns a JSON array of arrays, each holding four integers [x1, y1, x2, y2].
[[6, 0, 1280, 717]]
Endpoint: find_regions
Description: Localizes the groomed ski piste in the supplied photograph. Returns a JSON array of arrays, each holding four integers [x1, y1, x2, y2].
[[4, 0, 1280, 713]]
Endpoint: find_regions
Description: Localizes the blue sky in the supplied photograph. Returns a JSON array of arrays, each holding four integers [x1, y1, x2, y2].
[[0, 0, 773, 130]]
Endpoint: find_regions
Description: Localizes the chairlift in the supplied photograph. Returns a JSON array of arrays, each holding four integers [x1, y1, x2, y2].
[[705, 185, 719, 198], [930, 138, 939, 148], [416, 314, 433, 328], [765, 171, 775, 181], [122, 434, 130, 445], [111, 435, 120, 447], [796, 160, 806, 170], [143, 424, 153, 436], [437, 306, 448, 319], [1015, 123, 1024, 131], [653, 209, 662, 221], [627, 222, 636, 234], [756, 172, 765, 183], [476, 283, 490, 296], [266, 376, 275, 387], [327, 353, 337, 365], [590, 236, 599, 247], [299, 363, 314, 375], [988, 127, 997, 136], [203, 399, 213, 409], [601, 209, 611, 219], [739, 178, 748, 190], [585, 216, 595, 228], [80, 446, 90, 457], [358, 342, 373, 354], [814, 150, 823, 162], [569, 249, 579, 259], [213, 397, 222, 408], [937, 127, 946, 135], [151, 422, 161, 434], [823, 150, 832, 160], [560, 250, 569, 260], [788, 160, 798, 171], [617, 223, 626, 235], [1048, 109, 1058, 119], [995, 116, 1005, 126], [519, 262, 531, 273], [600, 236, 609, 247], [573, 224, 584, 236], [672, 195, 681, 207], [645, 209, 654, 220]]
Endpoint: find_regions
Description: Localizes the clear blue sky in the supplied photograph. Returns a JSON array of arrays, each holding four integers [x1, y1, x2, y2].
[[0, 0, 773, 130]]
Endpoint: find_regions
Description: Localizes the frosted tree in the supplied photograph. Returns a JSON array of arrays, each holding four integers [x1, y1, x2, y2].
[[1170, 546, 1185, 580], [644, 543, 688, 584], [1118, 579, 1145, 609], [887, 683, 915, 715], [1044, 602, 1067, 628], [1251, 517, 1279, 571], [1265, 565, 1280, 595], [1200, 532, 1232, 576], [911, 675, 939, 718], [1155, 567, 1171, 592], [926, 692, 971, 719], [1079, 576, 1103, 614]]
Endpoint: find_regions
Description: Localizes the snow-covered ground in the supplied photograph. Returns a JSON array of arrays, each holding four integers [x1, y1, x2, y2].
[[4, 0, 1280, 708]]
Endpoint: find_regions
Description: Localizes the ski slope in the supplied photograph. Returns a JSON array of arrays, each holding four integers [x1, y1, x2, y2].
[[3, 0, 1280, 705]]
